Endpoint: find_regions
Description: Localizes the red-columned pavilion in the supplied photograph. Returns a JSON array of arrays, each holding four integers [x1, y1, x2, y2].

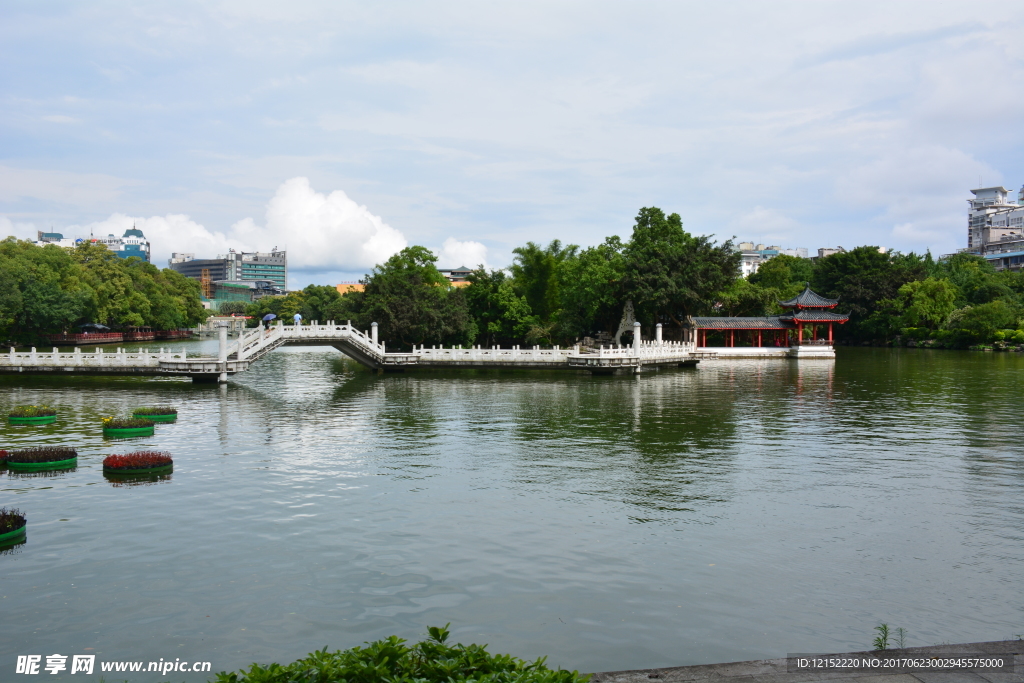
[[690, 285, 849, 348]]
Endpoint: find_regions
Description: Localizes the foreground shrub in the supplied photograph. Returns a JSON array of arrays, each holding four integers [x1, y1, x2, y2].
[[133, 406, 177, 416], [212, 625, 588, 683], [0, 507, 26, 534], [102, 416, 155, 429], [9, 405, 56, 417], [103, 451, 173, 470], [8, 446, 77, 463]]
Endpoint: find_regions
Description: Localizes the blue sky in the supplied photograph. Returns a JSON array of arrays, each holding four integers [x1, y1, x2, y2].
[[2, 1, 1023, 288]]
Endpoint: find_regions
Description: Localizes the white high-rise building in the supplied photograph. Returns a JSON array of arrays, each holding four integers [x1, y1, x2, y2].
[[961, 185, 1024, 271]]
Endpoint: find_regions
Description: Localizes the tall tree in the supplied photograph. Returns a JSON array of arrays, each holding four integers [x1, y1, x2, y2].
[[556, 236, 626, 340], [355, 246, 475, 348], [621, 207, 738, 338], [812, 246, 928, 340], [510, 240, 576, 324], [464, 268, 536, 346]]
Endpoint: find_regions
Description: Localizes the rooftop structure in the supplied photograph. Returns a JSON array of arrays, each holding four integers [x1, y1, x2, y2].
[[34, 227, 151, 262]]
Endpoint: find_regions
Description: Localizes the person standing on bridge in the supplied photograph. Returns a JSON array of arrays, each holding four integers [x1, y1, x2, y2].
[[293, 313, 302, 326]]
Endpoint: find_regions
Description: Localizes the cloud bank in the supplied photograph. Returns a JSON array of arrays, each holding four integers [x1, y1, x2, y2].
[[2, 178, 492, 287]]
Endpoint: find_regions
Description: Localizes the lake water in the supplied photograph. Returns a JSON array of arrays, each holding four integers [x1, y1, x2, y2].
[[1, 344, 1022, 680]]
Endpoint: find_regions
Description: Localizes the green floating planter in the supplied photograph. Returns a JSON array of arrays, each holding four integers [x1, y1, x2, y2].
[[8, 415, 57, 425], [132, 412, 176, 423], [7, 457, 78, 472], [103, 426, 155, 438], [0, 525, 26, 546], [104, 464, 173, 476]]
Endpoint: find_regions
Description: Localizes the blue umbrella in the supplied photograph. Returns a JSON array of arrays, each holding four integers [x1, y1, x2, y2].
[[262, 314, 277, 322]]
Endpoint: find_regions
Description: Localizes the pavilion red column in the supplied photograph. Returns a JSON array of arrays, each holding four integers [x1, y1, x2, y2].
[[758, 331, 762, 347], [828, 323, 833, 342], [798, 323, 803, 345]]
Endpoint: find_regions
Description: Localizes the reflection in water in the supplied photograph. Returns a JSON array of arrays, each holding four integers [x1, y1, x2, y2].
[[0, 344, 1022, 679], [104, 473, 173, 487]]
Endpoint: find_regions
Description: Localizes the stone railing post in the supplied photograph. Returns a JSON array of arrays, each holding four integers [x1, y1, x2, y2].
[[656, 323, 662, 344], [218, 321, 229, 383], [372, 322, 378, 345], [633, 322, 641, 355]]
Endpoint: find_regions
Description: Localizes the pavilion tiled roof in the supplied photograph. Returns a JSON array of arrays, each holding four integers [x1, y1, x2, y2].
[[781, 310, 850, 323], [779, 285, 839, 308], [691, 316, 796, 330]]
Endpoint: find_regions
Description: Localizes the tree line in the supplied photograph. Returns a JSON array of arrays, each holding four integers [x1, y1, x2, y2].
[[236, 207, 1024, 351], [0, 237, 208, 344]]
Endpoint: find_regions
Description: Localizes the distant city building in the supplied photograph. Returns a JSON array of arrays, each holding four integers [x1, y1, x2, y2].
[[168, 248, 288, 290], [958, 185, 1024, 271], [438, 266, 473, 283], [734, 243, 809, 277], [34, 227, 151, 262], [816, 247, 846, 259]]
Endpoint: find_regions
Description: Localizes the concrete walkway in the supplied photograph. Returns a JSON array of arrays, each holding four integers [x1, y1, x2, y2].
[[592, 641, 1022, 683]]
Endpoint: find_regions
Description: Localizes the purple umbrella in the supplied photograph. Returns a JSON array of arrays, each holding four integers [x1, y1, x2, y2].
[[262, 314, 277, 322]]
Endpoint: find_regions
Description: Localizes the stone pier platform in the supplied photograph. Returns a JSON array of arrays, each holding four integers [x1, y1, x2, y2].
[[591, 641, 1022, 683]]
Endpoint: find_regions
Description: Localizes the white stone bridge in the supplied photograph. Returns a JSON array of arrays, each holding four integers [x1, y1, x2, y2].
[[0, 320, 703, 382]]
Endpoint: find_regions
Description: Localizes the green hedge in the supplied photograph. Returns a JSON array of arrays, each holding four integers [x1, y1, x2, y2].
[[212, 626, 588, 683]]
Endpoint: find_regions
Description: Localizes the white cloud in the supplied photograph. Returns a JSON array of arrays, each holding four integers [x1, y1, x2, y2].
[[42, 115, 79, 124], [434, 237, 488, 270], [48, 178, 409, 272], [233, 177, 407, 271], [2, 178, 423, 282]]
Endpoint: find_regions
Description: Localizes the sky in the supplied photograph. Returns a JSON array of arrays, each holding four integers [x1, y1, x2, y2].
[[2, 1, 1023, 289]]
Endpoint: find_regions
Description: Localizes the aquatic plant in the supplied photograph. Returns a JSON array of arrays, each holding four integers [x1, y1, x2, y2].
[[7, 446, 77, 463], [872, 623, 890, 651], [0, 449, 7, 465], [894, 627, 908, 649], [103, 451, 173, 471], [213, 624, 588, 683], [9, 405, 56, 417], [102, 416, 155, 429], [0, 507, 27, 534], [132, 406, 177, 416]]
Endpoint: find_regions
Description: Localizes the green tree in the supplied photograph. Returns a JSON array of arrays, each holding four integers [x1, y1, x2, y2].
[[555, 236, 626, 340], [354, 246, 475, 348], [510, 240, 576, 325], [896, 277, 958, 330], [464, 269, 537, 346], [944, 300, 1018, 342], [748, 254, 813, 299], [812, 246, 929, 340], [933, 253, 1012, 306], [717, 278, 781, 317], [621, 207, 738, 338]]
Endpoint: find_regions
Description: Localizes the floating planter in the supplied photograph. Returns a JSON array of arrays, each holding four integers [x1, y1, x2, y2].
[[0, 449, 7, 467], [103, 451, 173, 476], [6, 446, 77, 472], [8, 405, 57, 425], [0, 507, 27, 546], [102, 416, 156, 438], [131, 406, 178, 423]]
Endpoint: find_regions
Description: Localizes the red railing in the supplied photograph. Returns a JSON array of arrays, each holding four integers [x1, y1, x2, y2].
[[155, 329, 195, 340], [45, 332, 124, 345]]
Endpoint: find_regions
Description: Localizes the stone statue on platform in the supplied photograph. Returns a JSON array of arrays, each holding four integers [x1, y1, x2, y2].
[[614, 300, 636, 346]]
